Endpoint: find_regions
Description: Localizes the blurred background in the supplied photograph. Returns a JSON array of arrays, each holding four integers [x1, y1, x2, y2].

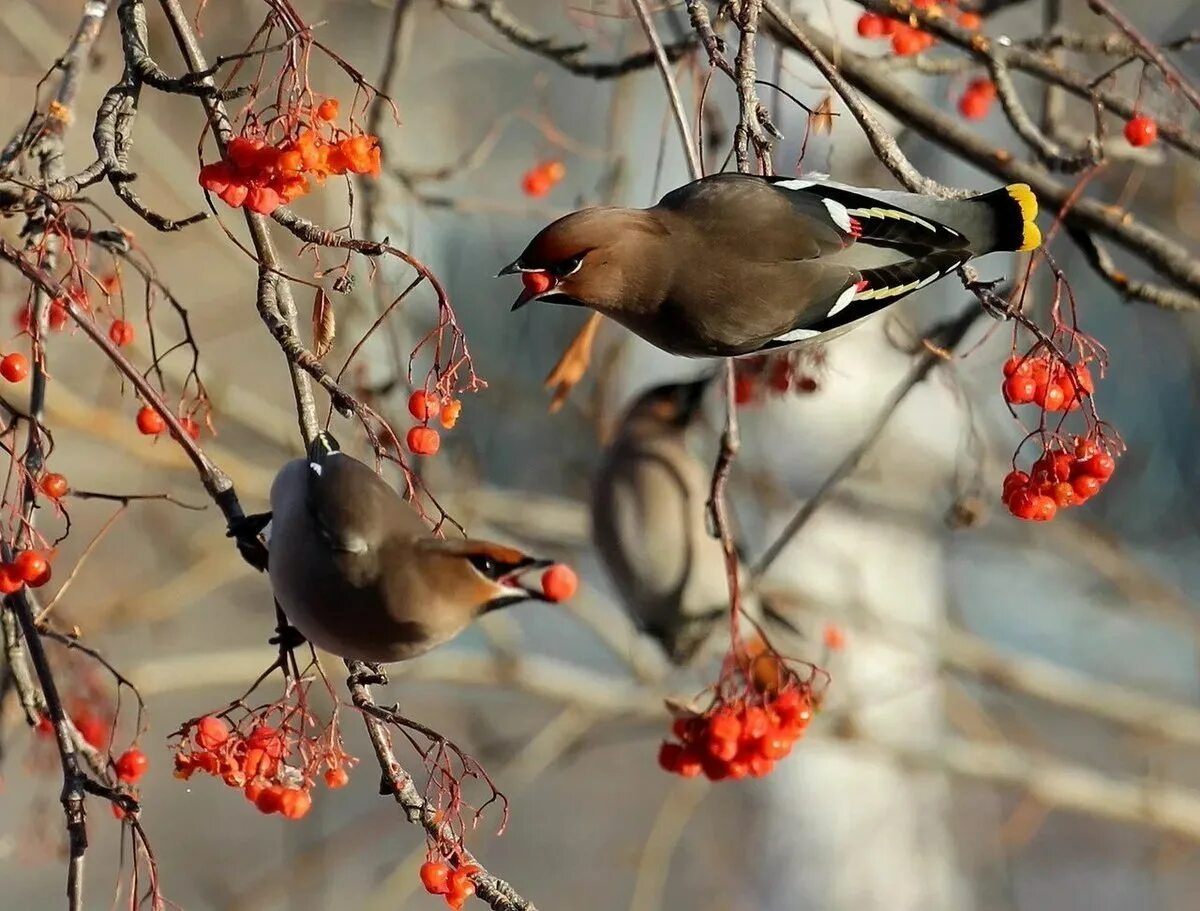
[[2, 0, 1200, 909]]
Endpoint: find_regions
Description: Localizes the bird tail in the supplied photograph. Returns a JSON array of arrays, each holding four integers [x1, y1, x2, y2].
[[969, 184, 1041, 253]]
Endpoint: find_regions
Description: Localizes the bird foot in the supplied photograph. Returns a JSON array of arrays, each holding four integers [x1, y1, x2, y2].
[[228, 512, 272, 572], [348, 662, 389, 688], [268, 622, 306, 652]]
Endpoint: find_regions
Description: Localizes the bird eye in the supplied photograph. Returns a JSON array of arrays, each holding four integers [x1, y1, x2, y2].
[[551, 254, 584, 278], [468, 554, 503, 580]]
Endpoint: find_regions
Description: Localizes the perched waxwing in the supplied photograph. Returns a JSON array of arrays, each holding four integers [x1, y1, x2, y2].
[[591, 375, 793, 663], [501, 173, 1040, 357], [265, 433, 557, 663]]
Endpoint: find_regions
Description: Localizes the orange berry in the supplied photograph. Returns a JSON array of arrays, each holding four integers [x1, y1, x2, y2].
[[958, 11, 982, 29], [324, 767, 349, 789], [1, 353, 29, 382], [73, 711, 108, 750], [408, 390, 440, 421], [856, 12, 887, 38], [13, 550, 47, 583], [406, 425, 441, 456], [245, 185, 282, 215], [541, 563, 578, 602], [218, 182, 249, 208], [542, 160, 565, 183], [244, 780, 265, 803], [0, 564, 23, 594], [136, 406, 165, 435], [420, 861, 451, 895], [178, 416, 201, 440], [521, 169, 552, 197], [1124, 115, 1157, 147], [440, 399, 462, 430], [823, 623, 846, 651], [316, 98, 340, 121], [115, 747, 149, 783], [108, 319, 134, 347], [195, 716, 230, 750], [40, 473, 68, 499], [279, 787, 312, 820], [255, 785, 285, 815], [891, 27, 925, 56]]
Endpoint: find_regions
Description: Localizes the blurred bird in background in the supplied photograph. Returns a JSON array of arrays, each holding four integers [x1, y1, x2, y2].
[[591, 375, 802, 664], [502, 173, 1039, 357]]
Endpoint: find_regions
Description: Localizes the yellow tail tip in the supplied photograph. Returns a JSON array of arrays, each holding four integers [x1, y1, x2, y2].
[[1006, 183, 1041, 251]]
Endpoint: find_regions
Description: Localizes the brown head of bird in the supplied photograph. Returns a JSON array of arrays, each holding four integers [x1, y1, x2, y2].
[[415, 539, 558, 616], [499, 207, 672, 320]]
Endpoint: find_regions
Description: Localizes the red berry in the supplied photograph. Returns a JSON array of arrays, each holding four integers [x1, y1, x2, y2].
[[115, 747, 149, 783], [324, 767, 349, 789], [316, 99, 339, 121], [958, 82, 995, 120], [179, 416, 201, 440], [1124, 115, 1157, 147], [40, 473, 68, 499], [108, 320, 134, 347], [1073, 363, 1095, 394], [1082, 452, 1116, 480], [1051, 482, 1076, 508], [856, 13, 886, 38], [446, 881, 476, 911], [254, 785, 285, 815], [1030, 494, 1057, 522], [958, 11, 982, 29], [136, 406, 165, 435], [1002, 355, 1031, 377], [245, 185, 282, 216], [195, 716, 230, 750], [73, 711, 108, 750], [49, 299, 70, 330], [247, 724, 284, 756], [702, 755, 730, 781], [1007, 488, 1038, 520], [521, 270, 553, 296], [741, 706, 770, 740], [1041, 383, 1065, 412], [1003, 374, 1036, 405], [541, 563, 578, 602], [891, 27, 924, 56], [1002, 469, 1029, 498], [243, 781, 264, 803], [0, 564, 23, 594], [1072, 474, 1101, 501], [749, 755, 776, 778], [14, 550, 47, 583], [219, 182, 249, 208], [279, 787, 312, 820], [420, 861, 451, 895], [758, 735, 791, 760], [0, 353, 29, 383], [658, 740, 683, 773], [406, 425, 440, 456], [408, 390, 440, 421], [440, 399, 462, 430], [709, 711, 742, 743], [1074, 437, 1100, 460], [676, 749, 703, 778], [521, 170, 552, 197]]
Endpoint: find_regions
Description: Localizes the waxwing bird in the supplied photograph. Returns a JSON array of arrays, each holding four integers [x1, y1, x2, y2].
[[265, 433, 557, 664], [591, 375, 796, 663], [501, 173, 1040, 358]]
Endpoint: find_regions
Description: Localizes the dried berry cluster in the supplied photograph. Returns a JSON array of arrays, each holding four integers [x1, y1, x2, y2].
[[420, 861, 482, 910], [1002, 435, 1117, 522], [172, 711, 353, 821], [658, 687, 815, 781], [199, 99, 381, 216]]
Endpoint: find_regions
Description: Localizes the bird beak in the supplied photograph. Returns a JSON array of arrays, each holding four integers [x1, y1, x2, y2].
[[510, 287, 537, 312], [499, 557, 557, 602], [678, 375, 713, 421], [496, 259, 522, 277]]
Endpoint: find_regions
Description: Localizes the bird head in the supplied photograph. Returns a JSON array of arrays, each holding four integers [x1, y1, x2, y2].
[[499, 208, 668, 313], [418, 539, 557, 616], [622, 374, 714, 430]]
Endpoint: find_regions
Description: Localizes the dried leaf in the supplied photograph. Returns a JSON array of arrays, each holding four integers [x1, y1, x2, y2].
[[811, 94, 836, 135], [312, 288, 335, 360]]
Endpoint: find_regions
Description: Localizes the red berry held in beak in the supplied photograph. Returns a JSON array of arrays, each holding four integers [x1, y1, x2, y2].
[[522, 271, 553, 296]]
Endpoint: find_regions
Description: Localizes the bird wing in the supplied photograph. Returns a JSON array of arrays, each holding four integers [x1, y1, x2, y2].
[[763, 176, 970, 255], [304, 454, 422, 582], [654, 173, 853, 261]]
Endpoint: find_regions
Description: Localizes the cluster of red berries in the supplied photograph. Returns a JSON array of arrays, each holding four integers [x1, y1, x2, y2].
[[420, 861, 482, 910], [733, 354, 820, 406], [1, 352, 29, 383], [172, 715, 353, 820], [658, 688, 813, 781], [1123, 114, 1157, 147], [405, 390, 463, 457], [199, 99, 381, 216], [0, 548, 53, 593], [520, 160, 565, 198], [958, 78, 997, 120], [1002, 435, 1116, 522], [135, 405, 202, 441], [856, 1, 981, 56], [1002, 352, 1094, 412], [15, 287, 89, 335]]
